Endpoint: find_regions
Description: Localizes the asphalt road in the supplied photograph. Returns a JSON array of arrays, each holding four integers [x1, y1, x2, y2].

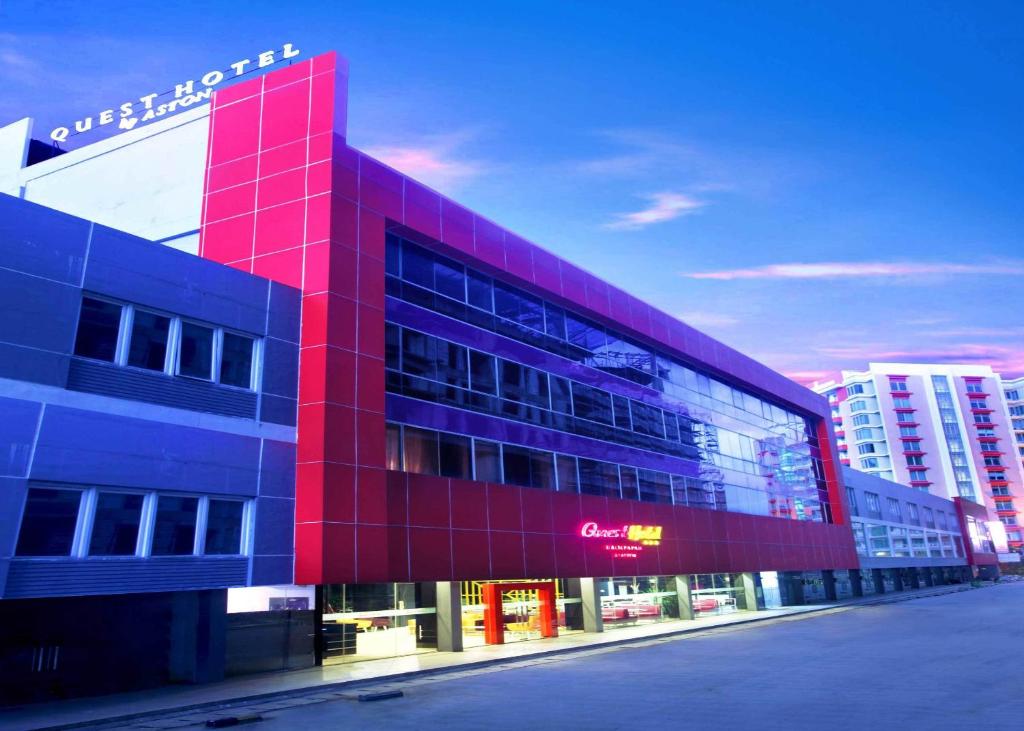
[[242, 582, 1024, 730]]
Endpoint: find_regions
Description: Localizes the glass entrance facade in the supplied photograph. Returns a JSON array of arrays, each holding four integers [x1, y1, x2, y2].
[[321, 583, 437, 664], [599, 576, 678, 627]]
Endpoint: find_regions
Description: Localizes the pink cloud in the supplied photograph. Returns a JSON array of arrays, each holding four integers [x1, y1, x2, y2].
[[813, 343, 1024, 379], [685, 261, 1024, 280], [604, 192, 706, 230], [363, 142, 482, 193]]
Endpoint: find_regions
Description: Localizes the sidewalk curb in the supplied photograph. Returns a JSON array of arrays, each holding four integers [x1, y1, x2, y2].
[[20, 583, 985, 730]]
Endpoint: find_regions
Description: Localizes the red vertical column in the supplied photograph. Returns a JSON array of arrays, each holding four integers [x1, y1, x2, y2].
[[482, 584, 504, 645], [200, 52, 383, 586], [538, 582, 558, 639]]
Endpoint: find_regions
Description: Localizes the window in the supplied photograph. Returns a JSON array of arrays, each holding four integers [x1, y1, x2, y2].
[[386, 423, 402, 470], [846, 487, 858, 516], [922, 506, 935, 528], [966, 382, 984, 394], [892, 397, 912, 408], [630, 400, 665, 439], [577, 458, 621, 498], [220, 332, 255, 388], [995, 500, 1014, 512], [1006, 389, 1019, 401], [906, 502, 920, 524], [204, 499, 245, 554], [74, 297, 122, 361], [403, 426, 440, 476], [849, 400, 867, 412], [887, 497, 902, 522], [1010, 406, 1024, 417], [469, 350, 497, 394], [151, 496, 199, 556], [852, 414, 871, 426], [865, 492, 881, 516], [897, 412, 916, 424], [847, 383, 865, 395], [974, 413, 992, 424], [857, 443, 876, 455], [853, 428, 873, 441], [984, 456, 1003, 467], [89, 492, 144, 556], [474, 440, 502, 483], [571, 382, 613, 425], [633, 468, 671, 504], [500, 361, 549, 409], [889, 380, 908, 391], [936, 511, 948, 530], [501, 445, 555, 490], [612, 395, 632, 430], [178, 322, 214, 380], [72, 296, 258, 390], [899, 426, 918, 437], [970, 399, 988, 409], [127, 309, 171, 371], [15, 488, 82, 556], [861, 457, 879, 469], [15, 485, 249, 560], [906, 455, 924, 466], [908, 469, 928, 481], [988, 472, 1006, 482], [555, 454, 579, 493], [902, 440, 922, 452], [439, 432, 472, 479]]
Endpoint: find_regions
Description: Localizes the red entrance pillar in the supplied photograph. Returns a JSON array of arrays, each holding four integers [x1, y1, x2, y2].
[[481, 581, 559, 645]]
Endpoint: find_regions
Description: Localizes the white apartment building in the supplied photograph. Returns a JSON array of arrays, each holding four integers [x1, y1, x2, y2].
[[815, 364, 1024, 553]]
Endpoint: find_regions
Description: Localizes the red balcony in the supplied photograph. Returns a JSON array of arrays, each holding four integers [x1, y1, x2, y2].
[[835, 429, 845, 438], [902, 450, 926, 457], [832, 416, 843, 425], [984, 465, 1007, 472], [838, 444, 848, 452], [893, 407, 916, 413], [909, 480, 933, 488], [989, 479, 1009, 487]]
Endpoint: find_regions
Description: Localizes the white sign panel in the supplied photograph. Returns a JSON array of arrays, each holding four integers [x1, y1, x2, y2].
[[50, 42, 301, 143]]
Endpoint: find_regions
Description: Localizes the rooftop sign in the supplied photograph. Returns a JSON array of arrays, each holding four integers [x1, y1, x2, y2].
[[49, 43, 301, 143]]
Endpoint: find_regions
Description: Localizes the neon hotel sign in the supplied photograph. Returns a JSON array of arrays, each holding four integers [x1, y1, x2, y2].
[[50, 43, 301, 143], [579, 522, 663, 559]]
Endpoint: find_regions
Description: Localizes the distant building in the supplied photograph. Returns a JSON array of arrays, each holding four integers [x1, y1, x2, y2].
[[815, 364, 1024, 554]]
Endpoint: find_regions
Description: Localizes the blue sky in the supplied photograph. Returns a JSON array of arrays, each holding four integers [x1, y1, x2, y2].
[[2, 1, 1022, 384]]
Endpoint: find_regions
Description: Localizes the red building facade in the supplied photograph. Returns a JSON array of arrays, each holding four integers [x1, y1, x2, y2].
[[199, 51, 857, 594]]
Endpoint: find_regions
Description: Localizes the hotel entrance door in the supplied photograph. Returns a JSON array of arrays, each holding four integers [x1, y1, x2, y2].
[[481, 581, 558, 645]]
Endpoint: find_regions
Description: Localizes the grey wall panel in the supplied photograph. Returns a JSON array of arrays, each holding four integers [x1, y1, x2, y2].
[[84, 225, 269, 336], [0, 476, 29, 576], [0, 267, 80, 354], [261, 337, 299, 399], [4, 557, 248, 598], [259, 394, 297, 427], [250, 555, 293, 586], [259, 440, 296, 499], [0, 396, 42, 477], [0, 193, 90, 284], [267, 281, 301, 344], [0, 342, 70, 387], [31, 405, 261, 495], [252, 496, 295, 557]]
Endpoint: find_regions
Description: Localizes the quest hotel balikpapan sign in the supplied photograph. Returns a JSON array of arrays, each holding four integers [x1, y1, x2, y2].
[[579, 522, 663, 559], [49, 42, 301, 143]]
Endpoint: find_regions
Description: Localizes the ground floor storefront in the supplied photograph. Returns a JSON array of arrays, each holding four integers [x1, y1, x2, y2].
[[315, 571, 804, 666]]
